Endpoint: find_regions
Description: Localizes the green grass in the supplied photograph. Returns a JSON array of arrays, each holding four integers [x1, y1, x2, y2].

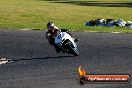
[[0, 0, 132, 32]]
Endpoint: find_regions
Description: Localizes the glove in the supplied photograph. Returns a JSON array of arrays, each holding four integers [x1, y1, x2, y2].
[[45, 32, 51, 39]]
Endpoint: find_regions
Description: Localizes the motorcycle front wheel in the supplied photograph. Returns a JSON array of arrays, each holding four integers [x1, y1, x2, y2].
[[66, 43, 79, 56]]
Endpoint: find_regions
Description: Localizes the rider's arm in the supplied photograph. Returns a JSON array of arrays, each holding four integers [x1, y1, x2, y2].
[[45, 31, 51, 39], [61, 29, 72, 37], [61, 29, 69, 32]]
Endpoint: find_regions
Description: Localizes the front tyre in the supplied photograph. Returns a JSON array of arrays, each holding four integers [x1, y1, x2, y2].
[[66, 43, 79, 56]]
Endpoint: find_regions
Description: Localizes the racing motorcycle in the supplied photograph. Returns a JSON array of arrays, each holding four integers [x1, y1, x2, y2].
[[54, 31, 79, 56]]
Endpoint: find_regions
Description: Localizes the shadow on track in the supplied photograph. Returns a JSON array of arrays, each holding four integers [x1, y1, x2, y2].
[[41, 0, 132, 8], [9, 55, 74, 62]]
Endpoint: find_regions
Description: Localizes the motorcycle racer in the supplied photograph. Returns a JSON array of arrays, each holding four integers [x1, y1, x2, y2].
[[45, 22, 79, 53]]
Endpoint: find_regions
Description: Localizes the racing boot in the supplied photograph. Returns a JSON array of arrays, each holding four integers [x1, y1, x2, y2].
[[56, 48, 61, 53], [54, 45, 61, 53]]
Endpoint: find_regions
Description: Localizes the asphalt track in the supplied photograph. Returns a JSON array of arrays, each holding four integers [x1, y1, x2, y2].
[[0, 30, 132, 88]]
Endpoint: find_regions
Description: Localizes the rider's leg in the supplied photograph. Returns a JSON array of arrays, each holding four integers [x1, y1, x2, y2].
[[54, 45, 61, 53], [48, 38, 61, 53]]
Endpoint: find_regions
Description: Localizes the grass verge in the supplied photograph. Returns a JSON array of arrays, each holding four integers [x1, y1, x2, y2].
[[0, 0, 131, 33]]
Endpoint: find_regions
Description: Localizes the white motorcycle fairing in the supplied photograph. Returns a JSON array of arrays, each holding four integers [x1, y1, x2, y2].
[[54, 31, 79, 56], [55, 32, 76, 47]]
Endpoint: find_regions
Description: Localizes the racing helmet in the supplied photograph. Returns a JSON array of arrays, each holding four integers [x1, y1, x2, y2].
[[47, 22, 55, 30]]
